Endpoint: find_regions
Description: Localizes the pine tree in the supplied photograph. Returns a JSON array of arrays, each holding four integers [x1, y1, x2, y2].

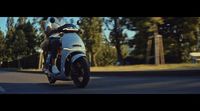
[[104, 17, 128, 65], [0, 29, 5, 62], [5, 17, 15, 61]]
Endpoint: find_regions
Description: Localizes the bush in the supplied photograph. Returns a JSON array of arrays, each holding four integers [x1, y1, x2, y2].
[[124, 55, 146, 65], [1, 53, 40, 69], [96, 43, 117, 66]]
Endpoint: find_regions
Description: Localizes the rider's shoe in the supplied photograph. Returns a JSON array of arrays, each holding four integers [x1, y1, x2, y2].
[[52, 65, 60, 74], [42, 67, 48, 74], [44, 70, 48, 74]]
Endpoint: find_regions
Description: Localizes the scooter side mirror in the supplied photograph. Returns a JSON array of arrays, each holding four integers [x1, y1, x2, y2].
[[50, 17, 55, 23], [77, 20, 81, 25]]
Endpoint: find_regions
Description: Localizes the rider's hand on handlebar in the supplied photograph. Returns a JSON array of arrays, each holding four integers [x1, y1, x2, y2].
[[59, 32, 64, 37]]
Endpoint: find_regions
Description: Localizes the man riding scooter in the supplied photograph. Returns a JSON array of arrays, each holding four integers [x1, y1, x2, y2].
[[40, 17, 90, 87], [44, 17, 66, 74]]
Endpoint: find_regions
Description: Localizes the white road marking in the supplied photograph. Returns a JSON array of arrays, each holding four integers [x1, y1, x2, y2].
[[0, 86, 6, 93]]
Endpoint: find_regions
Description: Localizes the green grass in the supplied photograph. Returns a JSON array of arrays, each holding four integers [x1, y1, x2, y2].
[[90, 63, 200, 72], [18, 63, 200, 72]]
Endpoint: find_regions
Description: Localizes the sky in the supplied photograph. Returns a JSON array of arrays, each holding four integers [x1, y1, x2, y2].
[[0, 17, 12, 34], [0, 17, 78, 35], [0, 17, 136, 39]]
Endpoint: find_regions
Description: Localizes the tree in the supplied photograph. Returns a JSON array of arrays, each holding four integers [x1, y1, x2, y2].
[[159, 17, 199, 62], [104, 17, 128, 65], [0, 29, 5, 62], [14, 17, 39, 55], [17, 17, 27, 26], [6, 17, 14, 31], [127, 17, 164, 64], [95, 37, 118, 66], [12, 29, 27, 59], [5, 17, 40, 62], [23, 20, 38, 54], [35, 17, 47, 49], [127, 17, 200, 63], [5, 17, 15, 61], [79, 17, 103, 66]]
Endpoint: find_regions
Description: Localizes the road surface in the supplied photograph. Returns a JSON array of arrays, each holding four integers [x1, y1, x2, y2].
[[1, 69, 200, 94]]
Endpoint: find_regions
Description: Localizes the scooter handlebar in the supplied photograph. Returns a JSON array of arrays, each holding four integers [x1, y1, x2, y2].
[[48, 24, 81, 36]]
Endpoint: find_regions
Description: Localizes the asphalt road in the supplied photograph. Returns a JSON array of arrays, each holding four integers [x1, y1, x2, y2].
[[1, 69, 200, 94]]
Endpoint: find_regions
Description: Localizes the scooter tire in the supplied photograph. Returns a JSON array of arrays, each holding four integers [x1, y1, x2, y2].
[[71, 57, 90, 88]]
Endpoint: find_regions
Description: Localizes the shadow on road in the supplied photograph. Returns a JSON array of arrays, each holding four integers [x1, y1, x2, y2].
[[0, 82, 77, 94], [92, 70, 200, 77]]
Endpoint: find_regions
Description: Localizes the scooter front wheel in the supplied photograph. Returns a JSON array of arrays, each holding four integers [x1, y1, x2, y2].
[[71, 57, 90, 88]]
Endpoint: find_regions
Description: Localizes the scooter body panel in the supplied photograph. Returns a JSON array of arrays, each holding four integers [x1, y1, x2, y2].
[[50, 32, 86, 80]]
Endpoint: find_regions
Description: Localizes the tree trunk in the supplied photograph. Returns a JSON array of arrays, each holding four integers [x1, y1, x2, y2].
[[90, 50, 95, 66], [159, 36, 165, 64], [197, 27, 200, 51], [154, 33, 165, 65], [146, 36, 153, 64], [16, 55, 21, 69], [154, 33, 160, 65], [115, 42, 123, 65], [17, 59, 21, 69], [114, 18, 123, 65], [86, 52, 92, 66], [175, 34, 182, 63], [177, 43, 182, 63], [93, 47, 101, 66], [92, 54, 97, 67]]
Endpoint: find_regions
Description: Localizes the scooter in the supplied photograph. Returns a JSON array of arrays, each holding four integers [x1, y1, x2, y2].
[[46, 18, 90, 88]]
